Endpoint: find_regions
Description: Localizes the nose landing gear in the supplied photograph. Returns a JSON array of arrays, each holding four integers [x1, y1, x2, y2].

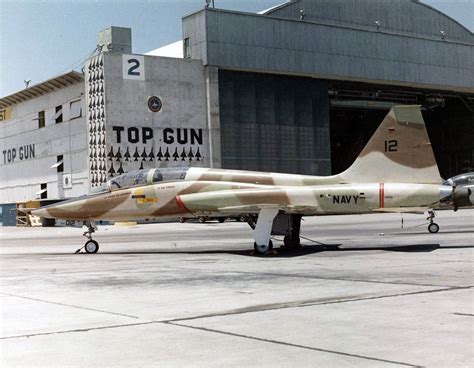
[[75, 221, 100, 254]]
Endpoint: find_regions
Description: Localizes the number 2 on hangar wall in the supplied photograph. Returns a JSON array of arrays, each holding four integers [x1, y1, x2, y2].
[[122, 54, 145, 80]]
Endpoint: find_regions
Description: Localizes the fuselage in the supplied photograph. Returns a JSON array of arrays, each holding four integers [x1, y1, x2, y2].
[[32, 180, 449, 221]]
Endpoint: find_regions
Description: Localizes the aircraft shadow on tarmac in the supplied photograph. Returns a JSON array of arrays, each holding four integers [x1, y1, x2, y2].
[[73, 242, 474, 258]]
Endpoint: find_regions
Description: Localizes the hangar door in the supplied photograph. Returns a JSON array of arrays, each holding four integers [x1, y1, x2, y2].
[[218, 70, 331, 176]]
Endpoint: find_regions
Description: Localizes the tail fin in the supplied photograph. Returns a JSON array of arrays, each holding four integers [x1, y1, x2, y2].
[[340, 105, 442, 184]]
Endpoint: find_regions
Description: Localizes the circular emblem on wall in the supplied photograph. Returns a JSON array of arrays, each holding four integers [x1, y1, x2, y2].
[[148, 96, 162, 112]]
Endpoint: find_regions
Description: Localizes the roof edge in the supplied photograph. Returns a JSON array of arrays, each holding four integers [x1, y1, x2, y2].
[[0, 71, 84, 109], [418, 0, 473, 36]]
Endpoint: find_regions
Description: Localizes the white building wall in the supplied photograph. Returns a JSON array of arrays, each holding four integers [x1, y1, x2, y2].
[[85, 52, 213, 189], [0, 83, 89, 203]]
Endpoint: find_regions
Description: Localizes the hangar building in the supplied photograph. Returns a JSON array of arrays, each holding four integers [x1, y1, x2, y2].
[[1, 0, 473, 225]]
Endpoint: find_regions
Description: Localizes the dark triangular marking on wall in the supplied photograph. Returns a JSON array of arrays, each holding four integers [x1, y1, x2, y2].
[[107, 147, 114, 160], [115, 147, 122, 161], [180, 147, 187, 161], [172, 148, 179, 161], [117, 162, 124, 175], [157, 147, 163, 161], [188, 147, 194, 161], [108, 163, 115, 176], [139, 161, 144, 170], [164, 148, 170, 161], [195, 147, 202, 161], [141, 148, 148, 160], [148, 148, 155, 161], [133, 147, 140, 161], [124, 147, 131, 161]]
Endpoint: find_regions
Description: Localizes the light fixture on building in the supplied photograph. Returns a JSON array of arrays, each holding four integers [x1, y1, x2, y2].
[[24, 79, 31, 88], [375, 20, 381, 30], [300, 9, 305, 20], [440, 30, 446, 39], [205, 0, 215, 8]]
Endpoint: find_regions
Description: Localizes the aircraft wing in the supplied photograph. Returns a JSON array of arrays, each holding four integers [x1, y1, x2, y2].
[[178, 188, 319, 216], [217, 204, 318, 215], [372, 207, 429, 214]]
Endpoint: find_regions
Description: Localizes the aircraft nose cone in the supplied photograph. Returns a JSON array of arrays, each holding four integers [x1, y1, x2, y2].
[[31, 208, 50, 218]]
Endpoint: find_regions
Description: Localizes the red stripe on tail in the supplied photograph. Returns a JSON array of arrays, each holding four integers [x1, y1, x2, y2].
[[379, 183, 385, 208]]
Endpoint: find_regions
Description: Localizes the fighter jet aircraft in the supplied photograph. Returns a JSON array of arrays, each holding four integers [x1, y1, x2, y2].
[[32, 105, 473, 254]]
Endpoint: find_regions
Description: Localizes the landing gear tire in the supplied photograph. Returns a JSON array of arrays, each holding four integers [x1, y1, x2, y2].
[[84, 240, 99, 254], [428, 223, 439, 234], [218, 218, 225, 223], [254, 240, 273, 255], [283, 235, 301, 248], [179, 217, 185, 223], [198, 216, 206, 223]]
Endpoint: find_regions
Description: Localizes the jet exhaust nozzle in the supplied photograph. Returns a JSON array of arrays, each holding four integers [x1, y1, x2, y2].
[[441, 185, 473, 210], [452, 186, 473, 209]]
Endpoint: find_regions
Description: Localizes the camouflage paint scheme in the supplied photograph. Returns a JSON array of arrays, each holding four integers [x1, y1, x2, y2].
[[32, 106, 472, 222]]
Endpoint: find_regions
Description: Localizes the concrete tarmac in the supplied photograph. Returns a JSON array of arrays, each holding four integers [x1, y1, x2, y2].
[[1, 210, 473, 367]]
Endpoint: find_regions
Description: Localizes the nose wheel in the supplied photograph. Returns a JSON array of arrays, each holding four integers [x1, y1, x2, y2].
[[85, 239, 99, 254], [75, 221, 100, 254], [427, 211, 439, 233]]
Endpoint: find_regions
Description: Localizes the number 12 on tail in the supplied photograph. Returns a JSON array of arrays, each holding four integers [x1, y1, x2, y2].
[[384, 140, 398, 152]]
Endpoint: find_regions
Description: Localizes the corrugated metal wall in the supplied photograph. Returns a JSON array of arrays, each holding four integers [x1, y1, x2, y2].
[[219, 71, 330, 175], [183, 8, 473, 93], [266, 0, 473, 44]]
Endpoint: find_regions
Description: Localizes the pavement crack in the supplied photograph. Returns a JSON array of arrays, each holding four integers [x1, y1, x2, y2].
[[166, 322, 421, 367], [171, 266, 460, 288], [168, 286, 473, 323], [0, 292, 139, 319], [0, 321, 157, 340]]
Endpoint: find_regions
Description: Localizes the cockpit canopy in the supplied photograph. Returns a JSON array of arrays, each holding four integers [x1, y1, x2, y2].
[[101, 167, 190, 192]]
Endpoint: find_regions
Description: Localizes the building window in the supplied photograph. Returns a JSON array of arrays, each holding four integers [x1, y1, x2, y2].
[[55, 105, 63, 123], [36, 183, 47, 199], [51, 155, 64, 173], [38, 111, 45, 128], [70, 100, 82, 119], [183, 37, 191, 58]]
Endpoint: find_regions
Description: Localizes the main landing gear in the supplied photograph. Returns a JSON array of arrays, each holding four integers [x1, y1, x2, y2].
[[427, 210, 439, 234], [75, 221, 99, 254], [252, 208, 279, 255], [251, 211, 302, 255]]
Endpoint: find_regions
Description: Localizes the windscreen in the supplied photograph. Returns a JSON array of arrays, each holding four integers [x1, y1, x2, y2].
[[105, 167, 190, 191], [152, 167, 189, 183], [108, 170, 149, 191]]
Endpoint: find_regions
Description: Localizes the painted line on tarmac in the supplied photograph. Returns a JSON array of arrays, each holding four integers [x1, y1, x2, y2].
[[166, 322, 421, 367], [452, 312, 474, 317], [0, 292, 139, 319]]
